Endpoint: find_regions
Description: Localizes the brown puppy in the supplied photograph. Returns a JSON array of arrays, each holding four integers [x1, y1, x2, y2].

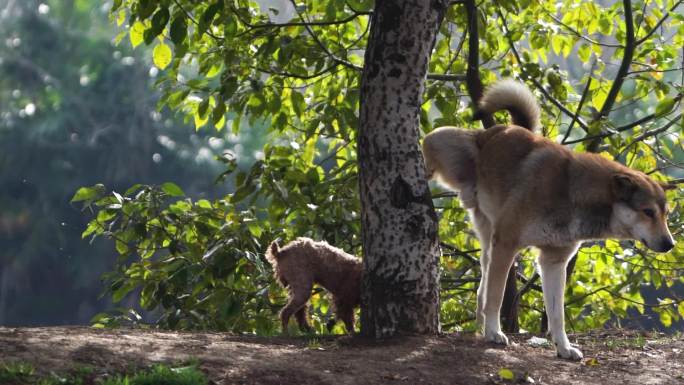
[[423, 79, 676, 360], [265, 237, 362, 333]]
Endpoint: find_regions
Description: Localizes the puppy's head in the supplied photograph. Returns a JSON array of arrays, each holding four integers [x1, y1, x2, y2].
[[611, 173, 676, 253]]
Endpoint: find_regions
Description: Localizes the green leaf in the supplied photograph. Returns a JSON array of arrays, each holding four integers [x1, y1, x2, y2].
[[130, 21, 146, 48], [112, 281, 136, 303], [220, 76, 239, 99], [137, 0, 157, 20], [153, 43, 173, 69], [170, 15, 187, 45], [578, 44, 591, 62], [498, 368, 515, 381], [212, 97, 226, 125], [116, 9, 126, 26], [148, 7, 170, 39], [655, 97, 675, 116], [198, 99, 210, 119], [231, 183, 255, 203], [71, 184, 105, 203], [291, 91, 305, 116], [199, 2, 222, 36], [111, 0, 123, 12], [161, 182, 185, 196], [346, 0, 373, 12]]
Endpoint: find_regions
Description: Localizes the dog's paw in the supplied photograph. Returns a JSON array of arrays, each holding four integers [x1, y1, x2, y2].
[[556, 345, 583, 361], [484, 330, 509, 345]]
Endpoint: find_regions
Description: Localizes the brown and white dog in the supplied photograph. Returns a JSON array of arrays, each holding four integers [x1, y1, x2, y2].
[[422, 79, 676, 360], [266, 237, 362, 333]]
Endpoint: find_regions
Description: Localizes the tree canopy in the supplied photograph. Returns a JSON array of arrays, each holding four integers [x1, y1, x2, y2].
[[78, 0, 683, 334]]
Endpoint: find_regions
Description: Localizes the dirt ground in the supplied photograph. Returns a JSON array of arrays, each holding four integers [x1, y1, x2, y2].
[[0, 326, 682, 385]]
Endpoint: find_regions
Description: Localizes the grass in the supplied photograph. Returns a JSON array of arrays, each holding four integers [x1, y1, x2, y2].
[[101, 364, 208, 385], [0, 362, 208, 385], [0, 361, 34, 383]]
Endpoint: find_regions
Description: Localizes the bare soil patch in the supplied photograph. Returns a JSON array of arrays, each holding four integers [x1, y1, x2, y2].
[[0, 327, 682, 384]]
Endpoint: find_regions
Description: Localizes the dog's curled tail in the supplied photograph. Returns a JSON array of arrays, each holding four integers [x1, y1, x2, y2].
[[265, 240, 281, 266], [476, 79, 541, 131]]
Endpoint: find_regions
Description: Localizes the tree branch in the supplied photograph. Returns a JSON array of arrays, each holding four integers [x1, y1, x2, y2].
[[562, 74, 593, 144], [240, 11, 369, 31], [173, 0, 222, 41], [465, 0, 495, 128], [597, 0, 636, 120], [635, 0, 683, 45], [586, 0, 636, 151], [563, 111, 682, 145], [543, 11, 624, 48], [498, 9, 590, 133]]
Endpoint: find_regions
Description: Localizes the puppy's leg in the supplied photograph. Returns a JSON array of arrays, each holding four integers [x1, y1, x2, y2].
[[295, 305, 313, 332], [482, 232, 518, 345], [538, 245, 583, 360], [472, 208, 492, 329], [339, 306, 355, 334], [333, 298, 355, 333], [279, 282, 312, 333]]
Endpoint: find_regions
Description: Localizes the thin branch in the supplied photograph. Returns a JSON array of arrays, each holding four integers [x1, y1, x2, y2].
[[499, 9, 590, 132], [439, 242, 480, 264], [564, 111, 682, 145], [173, 0, 222, 41], [635, 0, 683, 45], [430, 191, 460, 199], [613, 93, 682, 132], [543, 10, 624, 48], [253, 64, 339, 80], [586, 0, 636, 151], [446, 31, 468, 71], [628, 66, 684, 76], [240, 11, 369, 30], [513, 272, 539, 302], [562, 71, 594, 144], [597, 0, 636, 120], [465, 0, 495, 128], [427, 73, 468, 81]]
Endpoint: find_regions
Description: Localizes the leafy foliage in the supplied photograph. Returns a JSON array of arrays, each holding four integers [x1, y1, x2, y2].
[[82, 0, 684, 334], [80, 140, 359, 333], [102, 364, 208, 385]]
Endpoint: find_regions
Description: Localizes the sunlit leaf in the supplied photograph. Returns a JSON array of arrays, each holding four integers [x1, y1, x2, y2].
[[153, 43, 172, 69]]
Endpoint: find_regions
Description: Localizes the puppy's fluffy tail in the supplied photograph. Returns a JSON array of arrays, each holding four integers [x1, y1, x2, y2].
[[476, 79, 541, 131], [265, 240, 281, 266]]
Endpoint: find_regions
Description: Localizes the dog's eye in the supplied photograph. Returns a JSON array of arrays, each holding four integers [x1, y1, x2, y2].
[[643, 208, 655, 218]]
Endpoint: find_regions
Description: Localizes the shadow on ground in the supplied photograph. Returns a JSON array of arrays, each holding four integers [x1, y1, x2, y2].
[[0, 327, 682, 384]]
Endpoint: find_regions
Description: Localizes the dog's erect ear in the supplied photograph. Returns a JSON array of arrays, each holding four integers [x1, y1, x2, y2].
[[612, 174, 637, 202], [658, 181, 677, 191], [269, 240, 281, 256]]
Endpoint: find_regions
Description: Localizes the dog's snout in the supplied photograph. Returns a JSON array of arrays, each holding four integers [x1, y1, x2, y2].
[[659, 237, 675, 252]]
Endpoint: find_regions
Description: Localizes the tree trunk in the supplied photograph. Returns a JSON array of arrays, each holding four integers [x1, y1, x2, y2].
[[358, 0, 446, 338], [500, 259, 519, 332]]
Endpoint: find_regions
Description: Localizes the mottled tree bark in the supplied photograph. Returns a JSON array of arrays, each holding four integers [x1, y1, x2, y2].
[[358, 0, 446, 337]]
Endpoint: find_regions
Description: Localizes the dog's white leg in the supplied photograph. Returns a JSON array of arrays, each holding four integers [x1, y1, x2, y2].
[[538, 245, 583, 360], [471, 208, 491, 330], [482, 235, 517, 345]]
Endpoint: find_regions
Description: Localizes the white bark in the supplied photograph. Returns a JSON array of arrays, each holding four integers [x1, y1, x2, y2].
[[358, 0, 446, 337]]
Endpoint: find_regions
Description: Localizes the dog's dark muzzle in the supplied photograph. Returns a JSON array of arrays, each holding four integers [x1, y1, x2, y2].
[[644, 237, 675, 253]]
